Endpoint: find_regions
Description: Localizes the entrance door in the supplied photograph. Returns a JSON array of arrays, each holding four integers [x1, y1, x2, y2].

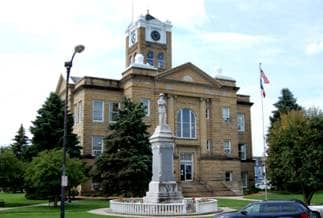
[[180, 153, 193, 181]]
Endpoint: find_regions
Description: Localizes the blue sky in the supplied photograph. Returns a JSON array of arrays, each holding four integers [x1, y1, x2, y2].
[[1, 0, 322, 156]]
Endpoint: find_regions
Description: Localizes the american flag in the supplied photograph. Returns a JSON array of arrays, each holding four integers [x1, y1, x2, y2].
[[259, 64, 270, 97]]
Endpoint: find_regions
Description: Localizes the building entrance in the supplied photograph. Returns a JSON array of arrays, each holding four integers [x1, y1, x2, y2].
[[180, 153, 193, 181]]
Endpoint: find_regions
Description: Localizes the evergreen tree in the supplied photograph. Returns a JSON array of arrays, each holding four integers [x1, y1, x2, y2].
[[270, 88, 302, 125], [94, 98, 152, 197], [11, 124, 29, 160], [28, 92, 80, 160]]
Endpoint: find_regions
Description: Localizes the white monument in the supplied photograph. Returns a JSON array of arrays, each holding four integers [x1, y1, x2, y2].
[[109, 93, 218, 215], [143, 93, 183, 203]]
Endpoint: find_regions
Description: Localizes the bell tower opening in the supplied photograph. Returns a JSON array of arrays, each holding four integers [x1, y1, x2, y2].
[[125, 11, 172, 70]]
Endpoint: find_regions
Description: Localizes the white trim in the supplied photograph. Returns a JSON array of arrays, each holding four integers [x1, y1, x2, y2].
[[109, 102, 120, 123], [92, 135, 104, 157], [222, 106, 230, 122], [176, 108, 197, 139], [224, 139, 232, 154], [92, 100, 104, 122], [237, 112, 245, 132], [141, 98, 150, 116], [239, 144, 247, 160]]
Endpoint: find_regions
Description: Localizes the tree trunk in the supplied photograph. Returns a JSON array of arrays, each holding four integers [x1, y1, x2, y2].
[[303, 189, 314, 205], [54, 195, 58, 207]]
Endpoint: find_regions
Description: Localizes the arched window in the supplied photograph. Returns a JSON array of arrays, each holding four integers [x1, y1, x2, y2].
[[147, 51, 154, 66], [176, 108, 196, 139], [157, 52, 164, 68]]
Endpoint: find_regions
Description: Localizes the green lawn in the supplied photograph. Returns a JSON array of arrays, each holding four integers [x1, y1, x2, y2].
[[0, 192, 46, 207], [0, 191, 322, 218], [245, 191, 323, 205]]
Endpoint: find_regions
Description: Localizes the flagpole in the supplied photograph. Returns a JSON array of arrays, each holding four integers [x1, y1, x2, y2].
[[259, 62, 268, 200]]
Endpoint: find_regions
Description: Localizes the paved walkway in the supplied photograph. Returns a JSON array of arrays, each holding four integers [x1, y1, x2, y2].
[[88, 207, 234, 217]]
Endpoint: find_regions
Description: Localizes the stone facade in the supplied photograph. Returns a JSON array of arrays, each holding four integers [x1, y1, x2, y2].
[[56, 12, 254, 196]]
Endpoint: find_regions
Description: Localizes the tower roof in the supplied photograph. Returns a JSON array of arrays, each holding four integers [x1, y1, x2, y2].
[[145, 13, 156, 21]]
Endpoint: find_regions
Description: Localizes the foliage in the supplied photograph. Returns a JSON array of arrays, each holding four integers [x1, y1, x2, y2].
[[24, 149, 86, 206], [267, 110, 323, 205], [10, 124, 29, 161], [93, 97, 152, 197], [28, 92, 80, 160], [270, 88, 302, 125], [0, 150, 24, 192]]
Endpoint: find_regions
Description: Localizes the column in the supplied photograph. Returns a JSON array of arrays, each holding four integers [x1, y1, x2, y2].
[[200, 98, 207, 154]]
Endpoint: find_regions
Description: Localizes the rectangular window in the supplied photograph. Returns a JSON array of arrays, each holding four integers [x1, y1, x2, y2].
[[109, 102, 119, 122], [78, 101, 82, 122], [224, 139, 232, 154], [74, 104, 78, 124], [206, 108, 210, 119], [92, 136, 104, 157], [241, 171, 248, 188], [206, 139, 212, 151], [225, 171, 232, 182], [92, 100, 104, 122], [237, 112, 245, 132], [239, 144, 247, 160], [141, 98, 150, 116], [222, 107, 230, 122]]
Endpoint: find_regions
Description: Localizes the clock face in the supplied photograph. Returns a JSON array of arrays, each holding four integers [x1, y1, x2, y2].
[[151, 30, 161, 41], [129, 30, 136, 47], [131, 31, 136, 43]]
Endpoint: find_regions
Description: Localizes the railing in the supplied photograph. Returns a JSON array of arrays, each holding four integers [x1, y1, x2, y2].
[[110, 199, 187, 215]]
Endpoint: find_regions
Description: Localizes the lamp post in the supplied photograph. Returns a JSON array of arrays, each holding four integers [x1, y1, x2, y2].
[[60, 45, 85, 218]]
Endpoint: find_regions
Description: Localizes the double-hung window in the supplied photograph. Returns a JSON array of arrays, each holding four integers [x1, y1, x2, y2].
[[92, 136, 104, 157], [237, 112, 245, 132], [239, 144, 247, 160], [224, 139, 232, 154], [141, 99, 150, 116], [109, 102, 119, 123], [92, 100, 104, 122], [222, 107, 230, 122]]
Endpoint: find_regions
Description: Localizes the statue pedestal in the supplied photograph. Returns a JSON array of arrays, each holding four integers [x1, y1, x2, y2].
[[144, 124, 183, 203]]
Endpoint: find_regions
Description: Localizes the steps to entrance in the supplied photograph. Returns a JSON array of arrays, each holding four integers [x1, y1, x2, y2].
[[180, 181, 238, 197]]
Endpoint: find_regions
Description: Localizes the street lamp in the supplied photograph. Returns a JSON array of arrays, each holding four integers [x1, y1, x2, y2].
[[61, 44, 85, 218]]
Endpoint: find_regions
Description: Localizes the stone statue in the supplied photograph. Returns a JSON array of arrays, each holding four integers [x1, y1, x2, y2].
[[157, 93, 167, 126]]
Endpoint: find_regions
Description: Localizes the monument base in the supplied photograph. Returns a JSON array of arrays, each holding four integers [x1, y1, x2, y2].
[[144, 181, 183, 203]]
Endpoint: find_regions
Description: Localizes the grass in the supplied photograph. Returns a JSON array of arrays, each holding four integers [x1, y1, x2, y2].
[[0, 192, 46, 207], [0, 191, 322, 217], [0, 198, 114, 218], [245, 191, 323, 205]]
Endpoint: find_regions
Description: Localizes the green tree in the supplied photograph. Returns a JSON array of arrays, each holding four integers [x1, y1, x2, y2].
[[267, 110, 323, 205], [0, 149, 24, 192], [11, 124, 29, 160], [270, 88, 302, 125], [93, 98, 152, 197], [28, 92, 80, 160], [24, 149, 86, 206]]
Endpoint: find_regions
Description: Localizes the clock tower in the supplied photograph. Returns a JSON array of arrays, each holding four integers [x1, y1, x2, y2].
[[125, 12, 172, 70]]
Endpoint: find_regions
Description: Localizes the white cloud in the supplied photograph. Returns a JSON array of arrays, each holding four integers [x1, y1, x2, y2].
[[200, 32, 275, 44], [305, 41, 323, 55]]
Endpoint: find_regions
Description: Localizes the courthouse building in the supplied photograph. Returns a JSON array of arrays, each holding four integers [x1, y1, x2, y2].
[[56, 13, 254, 196]]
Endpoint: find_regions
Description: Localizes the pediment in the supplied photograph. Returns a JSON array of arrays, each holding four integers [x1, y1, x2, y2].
[[156, 62, 222, 88], [55, 74, 66, 96]]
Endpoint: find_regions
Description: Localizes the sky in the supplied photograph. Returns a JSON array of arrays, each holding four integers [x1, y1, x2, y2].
[[1, 0, 322, 156]]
